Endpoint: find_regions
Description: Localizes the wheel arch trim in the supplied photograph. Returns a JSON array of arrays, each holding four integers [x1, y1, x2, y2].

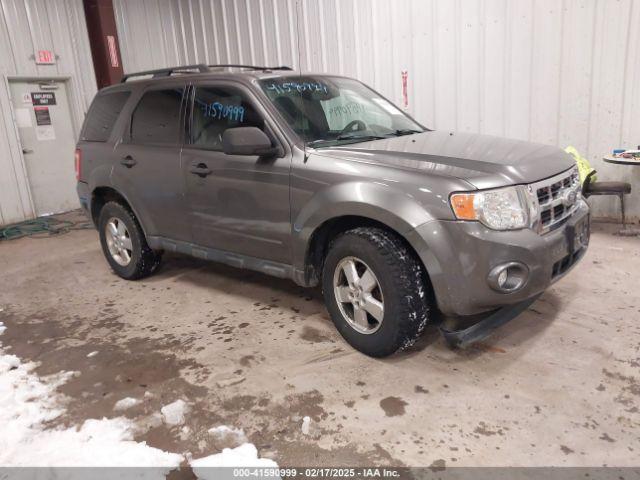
[[90, 185, 152, 241]]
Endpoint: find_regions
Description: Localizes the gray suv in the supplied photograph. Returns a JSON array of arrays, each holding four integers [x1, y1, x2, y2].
[[76, 64, 590, 357]]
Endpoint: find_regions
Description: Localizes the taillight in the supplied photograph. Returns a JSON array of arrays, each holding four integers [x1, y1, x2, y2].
[[75, 148, 82, 181]]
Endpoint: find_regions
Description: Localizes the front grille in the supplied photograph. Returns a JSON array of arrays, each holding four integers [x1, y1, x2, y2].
[[530, 167, 581, 234]]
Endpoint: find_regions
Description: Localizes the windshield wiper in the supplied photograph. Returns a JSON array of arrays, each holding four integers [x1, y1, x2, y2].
[[307, 134, 388, 149], [335, 133, 388, 141], [393, 129, 423, 136]]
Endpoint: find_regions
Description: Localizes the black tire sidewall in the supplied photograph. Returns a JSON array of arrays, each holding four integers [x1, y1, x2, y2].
[[322, 233, 410, 357], [98, 202, 145, 279]]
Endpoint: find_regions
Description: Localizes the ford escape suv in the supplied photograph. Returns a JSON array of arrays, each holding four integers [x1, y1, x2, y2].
[[76, 64, 590, 357]]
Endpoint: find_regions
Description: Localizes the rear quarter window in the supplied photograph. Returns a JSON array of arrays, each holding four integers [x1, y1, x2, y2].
[[82, 91, 131, 142]]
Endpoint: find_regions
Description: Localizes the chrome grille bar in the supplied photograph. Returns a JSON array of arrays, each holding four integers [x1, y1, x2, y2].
[[529, 166, 581, 234]]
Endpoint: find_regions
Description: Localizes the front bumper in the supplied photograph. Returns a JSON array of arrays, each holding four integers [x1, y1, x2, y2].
[[406, 199, 590, 317]]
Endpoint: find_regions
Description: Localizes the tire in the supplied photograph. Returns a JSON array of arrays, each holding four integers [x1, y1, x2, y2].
[[322, 227, 431, 357], [98, 201, 162, 280]]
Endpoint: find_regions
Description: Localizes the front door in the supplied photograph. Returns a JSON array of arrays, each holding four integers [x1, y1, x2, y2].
[[9, 79, 78, 215], [182, 83, 291, 264]]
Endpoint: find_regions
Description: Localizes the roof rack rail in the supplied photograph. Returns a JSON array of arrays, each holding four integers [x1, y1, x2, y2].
[[207, 64, 293, 71], [120, 64, 210, 83], [120, 64, 294, 83]]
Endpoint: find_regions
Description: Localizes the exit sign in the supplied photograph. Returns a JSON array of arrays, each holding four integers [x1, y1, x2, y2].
[[36, 50, 55, 65]]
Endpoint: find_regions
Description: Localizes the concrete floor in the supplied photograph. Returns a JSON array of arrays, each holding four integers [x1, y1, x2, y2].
[[0, 211, 638, 468]]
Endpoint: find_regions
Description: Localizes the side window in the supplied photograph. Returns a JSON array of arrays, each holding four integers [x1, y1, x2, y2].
[[82, 91, 130, 142], [130, 88, 184, 145], [191, 86, 265, 150]]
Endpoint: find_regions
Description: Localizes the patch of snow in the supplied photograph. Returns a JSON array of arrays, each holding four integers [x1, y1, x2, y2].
[[0, 353, 20, 372], [161, 399, 189, 426], [301, 416, 311, 435], [208, 425, 247, 444], [0, 321, 6, 335], [113, 397, 141, 411], [0, 351, 181, 471], [0, 323, 275, 474], [86, 351, 99, 358], [191, 443, 278, 477]]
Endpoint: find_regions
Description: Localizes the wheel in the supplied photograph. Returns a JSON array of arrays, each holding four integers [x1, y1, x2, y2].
[[322, 227, 431, 357], [98, 201, 162, 280]]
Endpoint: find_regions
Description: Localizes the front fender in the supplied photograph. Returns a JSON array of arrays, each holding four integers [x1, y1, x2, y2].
[[291, 181, 437, 276]]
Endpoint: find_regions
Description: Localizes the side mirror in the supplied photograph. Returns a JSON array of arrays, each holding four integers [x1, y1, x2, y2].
[[222, 127, 281, 157]]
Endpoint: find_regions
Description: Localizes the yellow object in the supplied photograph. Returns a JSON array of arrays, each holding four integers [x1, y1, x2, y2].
[[565, 146, 596, 185]]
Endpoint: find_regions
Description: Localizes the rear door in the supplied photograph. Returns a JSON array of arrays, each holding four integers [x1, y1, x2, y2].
[[182, 82, 292, 264], [112, 83, 191, 242]]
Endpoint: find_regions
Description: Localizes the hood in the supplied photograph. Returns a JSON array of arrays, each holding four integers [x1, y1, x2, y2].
[[315, 130, 575, 189]]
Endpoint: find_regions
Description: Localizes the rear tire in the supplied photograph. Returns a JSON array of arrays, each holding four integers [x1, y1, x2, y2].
[[98, 201, 162, 280], [322, 227, 431, 357]]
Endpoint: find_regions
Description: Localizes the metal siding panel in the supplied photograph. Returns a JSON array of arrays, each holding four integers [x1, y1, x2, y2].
[[557, 0, 596, 154], [482, 0, 508, 136], [586, 0, 634, 218], [0, 89, 32, 224], [0, 0, 97, 225], [2, 0, 38, 76], [300, 0, 316, 71], [0, 0, 628, 222], [529, 0, 563, 145], [355, 0, 375, 85], [0, 2, 17, 72], [319, 0, 337, 73], [409, 0, 435, 127], [504, 0, 534, 141], [620, 0, 640, 219], [433, 0, 458, 130], [389, 0, 412, 110], [285, 0, 298, 69], [458, 0, 481, 133]]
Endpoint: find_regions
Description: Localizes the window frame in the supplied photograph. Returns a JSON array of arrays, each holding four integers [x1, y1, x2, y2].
[[185, 80, 284, 154], [81, 90, 132, 143], [125, 83, 188, 147]]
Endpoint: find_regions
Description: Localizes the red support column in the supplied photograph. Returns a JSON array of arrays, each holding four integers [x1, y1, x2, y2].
[[83, 0, 124, 88]]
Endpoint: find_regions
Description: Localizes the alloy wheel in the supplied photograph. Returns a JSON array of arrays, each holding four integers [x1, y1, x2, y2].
[[333, 256, 385, 334], [105, 217, 133, 267]]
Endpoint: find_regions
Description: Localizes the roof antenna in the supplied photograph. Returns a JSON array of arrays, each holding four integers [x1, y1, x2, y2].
[[294, 0, 309, 163]]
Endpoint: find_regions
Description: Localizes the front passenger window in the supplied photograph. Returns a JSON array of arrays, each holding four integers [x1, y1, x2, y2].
[[191, 86, 265, 151]]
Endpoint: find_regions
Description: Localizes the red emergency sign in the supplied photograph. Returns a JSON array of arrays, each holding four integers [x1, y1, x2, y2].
[[36, 50, 55, 65]]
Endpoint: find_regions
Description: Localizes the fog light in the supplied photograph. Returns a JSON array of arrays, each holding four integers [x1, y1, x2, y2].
[[488, 262, 528, 293]]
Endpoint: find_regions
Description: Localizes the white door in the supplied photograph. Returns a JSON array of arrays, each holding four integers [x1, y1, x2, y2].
[[9, 80, 79, 216]]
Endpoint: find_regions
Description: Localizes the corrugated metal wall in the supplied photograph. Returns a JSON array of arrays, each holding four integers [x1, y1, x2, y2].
[[114, 0, 640, 220], [0, 0, 97, 225]]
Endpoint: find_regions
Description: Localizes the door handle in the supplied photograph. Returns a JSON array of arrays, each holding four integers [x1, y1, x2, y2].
[[22, 148, 33, 154], [120, 155, 137, 168], [189, 163, 212, 177]]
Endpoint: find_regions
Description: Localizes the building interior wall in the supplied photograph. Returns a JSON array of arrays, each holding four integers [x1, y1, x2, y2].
[[114, 0, 640, 221], [0, 0, 97, 225]]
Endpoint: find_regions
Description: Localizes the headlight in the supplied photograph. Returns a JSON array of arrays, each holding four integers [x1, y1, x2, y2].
[[450, 185, 531, 230]]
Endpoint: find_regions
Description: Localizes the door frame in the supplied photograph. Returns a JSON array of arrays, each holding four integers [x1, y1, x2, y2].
[[4, 75, 82, 218]]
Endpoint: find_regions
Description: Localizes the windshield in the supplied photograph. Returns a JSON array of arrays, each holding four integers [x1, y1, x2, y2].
[[259, 76, 425, 147]]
